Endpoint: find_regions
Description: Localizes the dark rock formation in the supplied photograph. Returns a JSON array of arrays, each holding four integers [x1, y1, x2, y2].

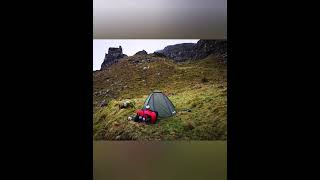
[[194, 40, 227, 61], [153, 51, 167, 58], [155, 40, 227, 62], [99, 40, 227, 70], [134, 50, 148, 56], [156, 43, 196, 62], [101, 46, 127, 70]]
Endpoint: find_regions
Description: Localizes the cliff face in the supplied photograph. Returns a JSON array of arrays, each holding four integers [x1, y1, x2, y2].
[[101, 46, 127, 70], [156, 43, 196, 62], [156, 40, 227, 62], [194, 40, 227, 61]]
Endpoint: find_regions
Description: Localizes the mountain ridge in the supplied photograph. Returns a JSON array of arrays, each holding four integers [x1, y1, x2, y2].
[[99, 39, 227, 70]]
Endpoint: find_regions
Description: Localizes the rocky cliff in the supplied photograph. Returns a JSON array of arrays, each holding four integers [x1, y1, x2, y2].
[[99, 40, 227, 70], [101, 46, 127, 70], [155, 43, 196, 62], [156, 40, 227, 62], [194, 40, 227, 61]]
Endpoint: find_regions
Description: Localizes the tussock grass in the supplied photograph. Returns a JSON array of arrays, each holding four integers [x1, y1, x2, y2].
[[93, 54, 227, 140]]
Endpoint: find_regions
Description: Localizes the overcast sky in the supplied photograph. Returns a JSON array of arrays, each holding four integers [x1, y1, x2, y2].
[[93, 0, 226, 39], [93, 39, 199, 71]]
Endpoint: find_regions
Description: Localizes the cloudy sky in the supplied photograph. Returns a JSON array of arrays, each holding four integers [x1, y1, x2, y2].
[[93, 0, 227, 39], [93, 39, 199, 71]]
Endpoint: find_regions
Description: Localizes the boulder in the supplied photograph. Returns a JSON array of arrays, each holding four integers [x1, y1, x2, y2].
[[118, 100, 135, 109], [134, 50, 148, 56], [100, 100, 108, 107]]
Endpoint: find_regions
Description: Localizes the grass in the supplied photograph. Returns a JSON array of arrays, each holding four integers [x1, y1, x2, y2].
[[93, 54, 227, 140]]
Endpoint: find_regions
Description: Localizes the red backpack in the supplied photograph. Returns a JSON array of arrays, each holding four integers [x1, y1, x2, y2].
[[136, 109, 158, 123]]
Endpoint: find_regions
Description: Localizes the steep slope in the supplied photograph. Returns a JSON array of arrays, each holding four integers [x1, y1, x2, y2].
[[93, 53, 227, 140]]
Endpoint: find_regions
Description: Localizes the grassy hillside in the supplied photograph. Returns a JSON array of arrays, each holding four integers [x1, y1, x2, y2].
[[93, 54, 227, 140]]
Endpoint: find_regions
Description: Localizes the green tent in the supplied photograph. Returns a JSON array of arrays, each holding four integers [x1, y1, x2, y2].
[[143, 90, 176, 117]]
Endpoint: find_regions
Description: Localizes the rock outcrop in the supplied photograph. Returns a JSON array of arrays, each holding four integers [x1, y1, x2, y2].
[[155, 40, 227, 62], [194, 40, 227, 61], [153, 51, 167, 58], [101, 46, 127, 70], [134, 50, 148, 56], [99, 39, 227, 70], [155, 43, 196, 62]]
